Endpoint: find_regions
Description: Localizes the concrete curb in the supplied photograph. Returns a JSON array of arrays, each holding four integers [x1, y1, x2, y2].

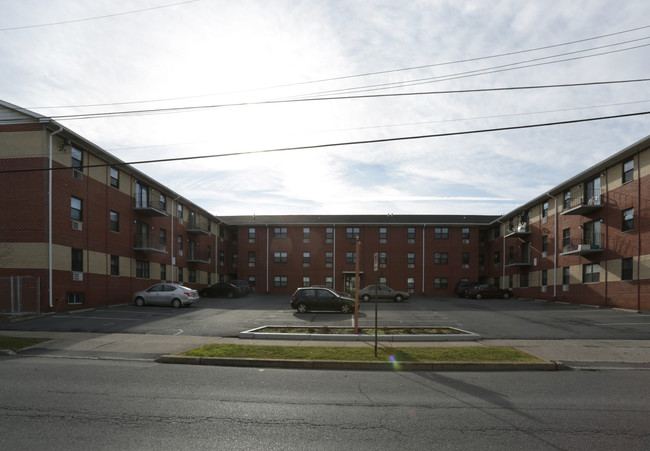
[[239, 325, 481, 341], [155, 355, 565, 371]]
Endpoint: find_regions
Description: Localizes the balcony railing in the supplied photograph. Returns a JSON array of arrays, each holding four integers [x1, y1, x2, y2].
[[133, 234, 167, 253], [187, 249, 211, 264], [504, 222, 530, 238], [134, 195, 168, 217], [562, 189, 604, 215], [187, 217, 211, 235], [505, 253, 531, 267], [560, 233, 604, 256]]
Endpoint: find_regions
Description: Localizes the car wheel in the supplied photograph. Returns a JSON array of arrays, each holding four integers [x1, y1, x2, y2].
[[172, 298, 182, 308], [503, 293, 511, 299], [227, 291, 234, 298], [340, 304, 352, 314], [135, 297, 145, 307], [475, 293, 483, 300], [296, 303, 308, 314], [394, 295, 403, 303], [362, 294, 370, 302]]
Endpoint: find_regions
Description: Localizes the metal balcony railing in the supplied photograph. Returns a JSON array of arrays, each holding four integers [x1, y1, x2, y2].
[[187, 216, 211, 235], [133, 234, 167, 253], [561, 233, 604, 255], [187, 248, 211, 263], [134, 194, 168, 216], [562, 189, 604, 215]]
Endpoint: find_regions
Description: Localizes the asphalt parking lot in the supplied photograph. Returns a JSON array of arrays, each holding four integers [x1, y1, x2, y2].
[[1, 295, 649, 341]]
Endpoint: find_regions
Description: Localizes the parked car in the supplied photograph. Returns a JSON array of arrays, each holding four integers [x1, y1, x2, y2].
[[199, 282, 242, 298], [358, 285, 409, 302], [133, 283, 198, 308], [454, 281, 480, 298], [230, 280, 251, 296], [291, 287, 355, 313], [465, 284, 513, 299]]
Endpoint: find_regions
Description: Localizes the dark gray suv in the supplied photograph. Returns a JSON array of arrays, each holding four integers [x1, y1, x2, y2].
[[291, 287, 355, 313]]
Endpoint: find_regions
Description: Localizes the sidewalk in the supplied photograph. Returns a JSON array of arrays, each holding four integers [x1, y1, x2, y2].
[[2, 330, 650, 370]]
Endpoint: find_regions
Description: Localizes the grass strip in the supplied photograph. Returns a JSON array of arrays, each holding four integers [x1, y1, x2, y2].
[[184, 344, 543, 362], [0, 336, 48, 351]]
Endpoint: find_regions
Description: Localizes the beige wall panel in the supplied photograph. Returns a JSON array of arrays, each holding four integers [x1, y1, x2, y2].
[[88, 250, 107, 274], [52, 244, 71, 271], [607, 164, 623, 191], [0, 243, 48, 268], [640, 148, 650, 178], [0, 131, 46, 158], [640, 254, 650, 279], [607, 258, 622, 282]]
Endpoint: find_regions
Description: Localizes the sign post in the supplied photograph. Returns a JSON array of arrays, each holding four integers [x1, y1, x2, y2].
[[354, 238, 360, 334], [373, 252, 379, 357]]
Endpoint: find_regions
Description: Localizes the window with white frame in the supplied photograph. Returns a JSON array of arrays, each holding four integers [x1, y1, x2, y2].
[[583, 263, 600, 283], [379, 227, 387, 243], [434, 277, 448, 289], [407, 227, 415, 243], [274, 227, 287, 238], [302, 276, 310, 287], [407, 252, 415, 268], [110, 167, 119, 188], [623, 159, 634, 184], [434, 227, 448, 239], [434, 252, 448, 264], [622, 208, 634, 232], [109, 211, 119, 232], [274, 276, 288, 287], [407, 277, 415, 293], [302, 251, 310, 267], [71, 197, 83, 221], [346, 227, 360, 239], [346, 252, 356, 263], [326, 227, 333, 243], [274, 251, 287, 263]]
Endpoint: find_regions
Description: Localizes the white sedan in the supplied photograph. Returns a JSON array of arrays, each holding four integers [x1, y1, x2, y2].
[[133, 283, 198, 308]]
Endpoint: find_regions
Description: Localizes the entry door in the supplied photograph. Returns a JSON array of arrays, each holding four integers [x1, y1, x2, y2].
[[344, 274, 356, 296]]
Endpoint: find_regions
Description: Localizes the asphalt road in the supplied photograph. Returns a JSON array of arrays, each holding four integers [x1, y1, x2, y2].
[[2, 294, 649, 340], [1, 356, 648, 450]]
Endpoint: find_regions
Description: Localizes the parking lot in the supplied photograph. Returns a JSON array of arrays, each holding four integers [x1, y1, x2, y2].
[[2, 295, 649, 341]]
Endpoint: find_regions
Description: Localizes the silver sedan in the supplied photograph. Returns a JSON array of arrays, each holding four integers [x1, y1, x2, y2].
[[358, 285, 410, 302], [133, 283, 199, 308]]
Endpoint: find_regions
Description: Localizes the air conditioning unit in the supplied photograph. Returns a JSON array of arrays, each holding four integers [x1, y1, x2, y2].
[[462, 264, 469, 269], [72, 272, 83, 281], [562, 284, 569, 292], [462, 239, 469, 244], [72, 220, 82, 231]]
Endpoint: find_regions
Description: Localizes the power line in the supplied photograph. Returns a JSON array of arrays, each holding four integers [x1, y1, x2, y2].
[[0, 0, 200, 32], [2, 110, 649, 175], [25, 24, 650, 110], [5, 78, 648, 123]]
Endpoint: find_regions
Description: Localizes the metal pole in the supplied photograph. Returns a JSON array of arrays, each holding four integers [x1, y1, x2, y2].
[[354, 238, 360, 333], [374, 271, 378, 357]]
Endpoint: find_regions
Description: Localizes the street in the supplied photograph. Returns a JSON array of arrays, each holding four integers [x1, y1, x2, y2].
[[1, 357, 649, 450]]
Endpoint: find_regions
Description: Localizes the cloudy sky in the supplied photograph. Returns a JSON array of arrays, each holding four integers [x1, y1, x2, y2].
[[2, 0, 649, 217]]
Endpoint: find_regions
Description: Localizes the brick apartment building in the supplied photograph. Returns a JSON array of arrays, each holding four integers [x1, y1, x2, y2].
[[1, 99, 649, 312]]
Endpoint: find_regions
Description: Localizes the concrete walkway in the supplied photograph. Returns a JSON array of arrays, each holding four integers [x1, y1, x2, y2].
[[2, 330, 650, 370]]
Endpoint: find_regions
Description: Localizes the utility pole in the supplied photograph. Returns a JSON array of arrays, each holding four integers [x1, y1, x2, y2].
[[354, 237, 360, 333]]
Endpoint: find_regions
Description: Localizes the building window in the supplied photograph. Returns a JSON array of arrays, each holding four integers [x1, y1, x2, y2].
[[520, 273, 529, 288], [462, 228, 470, 240], [135, 182, 148, 208], [493, 227, 500, 239], [67, 292, 83, 305], [583, 263, 600, 284], [542, 235, 548, 256], [178, 267, 183, 283], [159, 194, 166, 211], [71, 248, 83, 272], [325, 251, 333, 267], [622, 208, 634, 232], [248, 276, 256, 290], [346, 227, 360, 239], [177, 235, 183, 255], [434, 227, 448, 239], [303, 227, 310, 242], [541, 270, 548, 287], [71, 146, 83, 169], [274, 251, 288, 263], [71, 197, 83, 221], [110, 255, 119, 276], [434, 277, 448, 289], [248, 227, 256, 242], [302, 252, 310, 266], [110, 167, 119, 188], [407, 227, 415, 243], [160, 229, 167, 252], [274, 276, 287, 287], [407, 252, 415, 268], [274, 227, 287, 238], [346, 252, 356, 264], [434, 252, 448, 264], [302, 276, 310, 287], [177, 203, 183, 221], [248, 251, 256, 267], [326, 227, 334, 243], [562, 228, 571, 251], [562, 267, 570, 285], [407, 277, 415, 293], [160, 264, 166, 281], [136, 260, 149, 279], [189, 269, 197, 283], [621, 258, 633, 281], [623, 159, 634, 184], [325, 276, 333, 288], [379, 227, 387, 243], [563, 190, 571, 210], [109, 211, 119, 232], [585, 176, 601, 205], [219, 250, 224, 265], [542, 202, 549, 219], [494, 251, 500, 264], [461, 252, 470, 267]]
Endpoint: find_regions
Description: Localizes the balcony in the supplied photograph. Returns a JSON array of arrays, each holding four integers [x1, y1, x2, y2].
[[187, 249, 211, 264], [505, 254, 531, 268], [187, 217, 211, 235], [504, 222, 530, 239], [562, 190, 604, 216], [134, 234, 167, 254], [134, 195, 168, 217], [560, 234, 604, 256]]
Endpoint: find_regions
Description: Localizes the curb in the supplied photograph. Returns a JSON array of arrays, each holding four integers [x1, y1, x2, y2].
[[155, 355, 565, 371]]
